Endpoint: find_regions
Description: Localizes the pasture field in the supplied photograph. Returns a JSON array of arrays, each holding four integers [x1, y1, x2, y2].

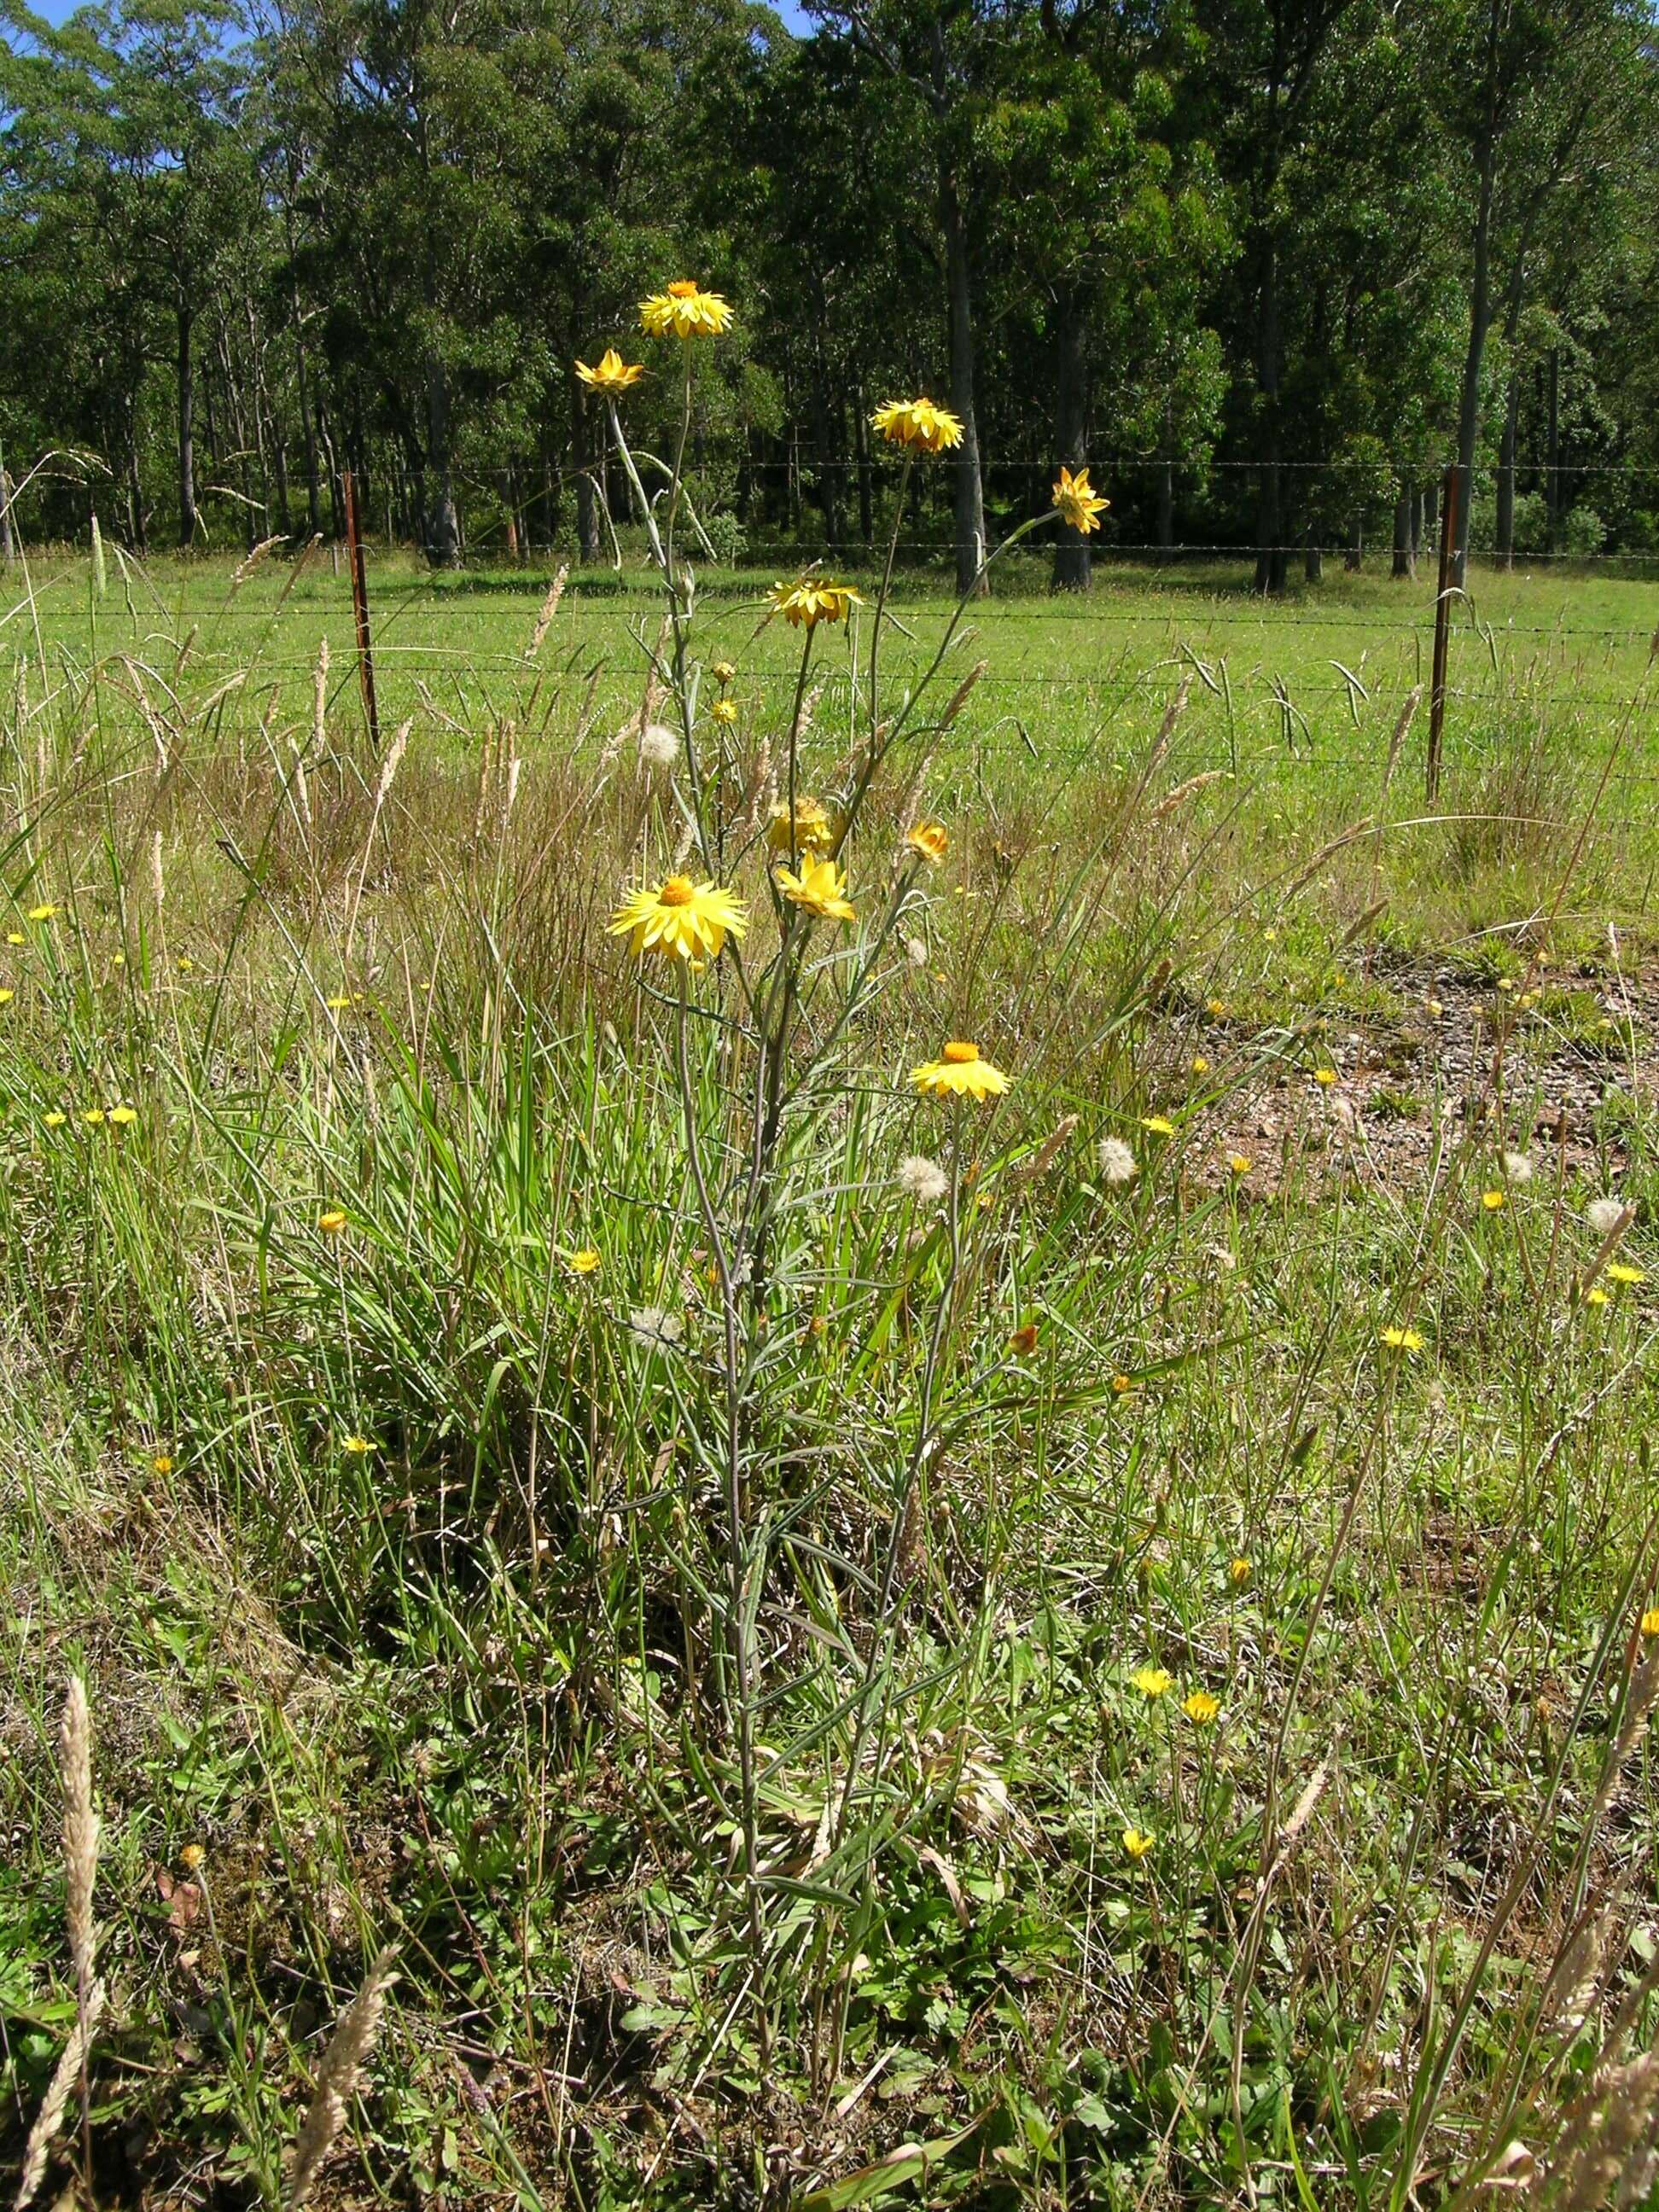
[[4, 542, 1659, 2210]]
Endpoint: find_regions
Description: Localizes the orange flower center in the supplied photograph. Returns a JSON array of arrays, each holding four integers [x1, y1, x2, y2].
[[943, 1040, 979, 1063], [659, 876, 696, 907], [667, 280, 700, 297]]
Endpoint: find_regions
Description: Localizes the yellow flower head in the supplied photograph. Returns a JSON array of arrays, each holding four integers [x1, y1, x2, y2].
[[1121, 1826, 1155, 1860], [1051, 464, 1109, 534], [567, 1248, 601, 1276], [1190, 1055, 1209, 1075], [712, 661, 736, 687], [27, 903, 59, 922], [1640, 1607, 1659, 1639], [765, 797, 838, 853], [6, 930, 24, 944], [905, 822, 949, 864], [82, 1108, 106, 1126], [318, 1208, 347, 1236], [43, 1109, 67, 1128], [1380, 1324, 1423, 1351], [609, 874, 748, 964], [179, 1842, 205, 1871], [108, 1104, 137, 1126], [710, 696, 738, 725], [1227, 1153, 1252, 1177], [777, 854, 856, 923], [1133, 1666, 1173, 1700], [1481, 1190, 1506, 1212], [911, 1039, 1010, 1102], [1229, 1556, 1252, 1586], [639, 280, 734, 339], [0, 988, 11, 1006], [1183, 1689, 1220, 1726], [151, 1452, 174, 1476], [342, 1434, 375, 1457], [1585, 1286, 1610, 1307], [1313, 1067, 1338, 1087], [1111, 1372, 1138, 1394], [574, 347, 644, 393], [770, 578, 863, 630], [870, 397, 964, 453], [1607, 1262, 1645, 1285], [1140, 1114, 1175, 1138]]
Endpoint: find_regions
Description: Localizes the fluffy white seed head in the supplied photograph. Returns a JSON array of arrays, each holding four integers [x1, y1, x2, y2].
[[639, 723, 679, 769], [898, 1154, 948, 1205], [1587, 1196, 1627, 1237], [1097, 1136, 1138, 1187], [1502, 1151, 1534, 1184]]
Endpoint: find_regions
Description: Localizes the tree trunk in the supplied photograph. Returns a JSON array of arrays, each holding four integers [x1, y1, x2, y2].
[[1410, 486, 1423, 566], [934, 51, 987, 600], [423, 351, 460, 567], [1345, 517, 1362, 573], [1254, 235, 1285, 594], [1051, 286, 1091, 591], [1304, 527, 1322, 585], [1545, 347, 1560, 550], [1392, 488, 1413, 579], [296, 323, 322, 538], [1452, 143, 1496, 587], [178, 303, 198, 547], [0, 447, 11, 565], [1157, 458, 1173, 552], [810, 321, 843, 552], [854, 384, 873, 547]]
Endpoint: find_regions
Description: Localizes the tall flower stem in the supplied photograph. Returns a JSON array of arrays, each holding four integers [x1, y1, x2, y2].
[[673, 964, 765, 1994]]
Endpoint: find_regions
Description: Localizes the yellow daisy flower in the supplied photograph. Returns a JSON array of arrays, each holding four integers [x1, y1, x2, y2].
[[870, 397, 964, 453], [1380, 1324, 1423, 1351], [911, 1040, 1010, 1101], [1313, 1067, 1338, 1087], [770, 578, 863, 629], [82, 1108, 106, 1126], [1051, 464, 1109, 533], [43, 1110, 67, 1128], [0, 988, 11, 1006], [151, 1452, 174, 1476], [27, 903, 58, 922], [1140, 1114, 1175, 1137], [1132, 1666, 1173, 1699], [1190, 1055, 1209, 1074], [1481, 1190, 1506, 1212], [710, 696, 737, 725], [6, 930, 24, 945], [766, 797, 838, 853], [1607, 1262, 1645, 1285], [1121, 1826, 1155, 1860], [1585, 1286, 1610, 1307], [574, 347, 644, 393], [567, 1248, 602, 1275], [1227, 1153, 1251, 1176], [776, 855, 856, 923], [905, 822, 949, 864], [108, 1104, 137, 1126], [341, 1435, 375, 1457], [1229, 1556, 1252, 1586], [608, 874, 748, 964], [639, 280, 734, 338], [1183, 1689, 1220, 1726], [318, 1209, 347, 1235]]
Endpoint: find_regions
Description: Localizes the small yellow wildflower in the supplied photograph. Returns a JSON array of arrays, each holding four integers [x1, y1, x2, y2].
[[574, 347, 644, 393], [1607, 1262, 1645, 1285], [1183, 1689, 1220, 1726], [1481, 1190, 1506, 1212], [770, 578, 862, 629], [911, 1040, 1010, 1102], [1585, 1286, 1610, 1307], [1121, 1826, 1155, 1860], [639, 280, 734, 339], [1229, 1557, 1252, 1586], [1426, 997, 1443, 1017], [766, 797, 838, 853], [1111, 1372, 1137, 1394], [178, 956, 195, 973], [318, 1209, 347, 1235], [870, 397, 964, 452], [108, 1104, 137, 1126], [151, 1452, 174, 1476], [0, 988, 11, 1006], [1190, 1055, 1209, 1075], [568, 1248, 602, 1276], [609, 875, 748, 964], [342, 1435, 375, 1457], [905, 822, 949, 864], [27, 903, 58, 922], [179, 1842, 205, 1872], [710, 696, 737, 725], [1380, 1324, 1423, 1351], [82, 1108, 106, 1126], [1132, 1666, 1173, 1700], [1051, 464, 1109, 533], [777, 854, 856, 923], [1140, 1115, 1175, 1137], [1641, 1608, 1659, 1638], [43, 1110, 67, 1128], [6, 931, 23, 945], [1206, 998, 1226, 1019], [1313, 1067, 1337, 1087], [1227, 1153, 1251, 1177]]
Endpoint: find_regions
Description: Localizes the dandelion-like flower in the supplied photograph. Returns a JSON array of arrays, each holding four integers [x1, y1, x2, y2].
[[1380, 1324, 1423, 1351], [1481, 1190, 1506, 1212], [318, 1209, 347, 1235], [770, 578, 862, 629], [712, 661, 736, 687], [1501, 1150, 1534, 1183], [0, 988, 11, 1007], [43, 1109, 66, 1128], [151, 1452, 174, 1476], [710, 696, 737, 726], [905, 822, 949, 864], [911, 1040, 1010, 1101], [1229, 1556, 1252, 1586], [574, 348, 644, 393], [608, 874, 748, 964], [1121, 1826, 1155, 1860], [342, 1435, 375, 1457], [1608, 1261, 1645, 1285], [1227, 1152, 1251, 1177], [1183, 1689, 1220, 1726], [639, 280, 734, 339], [1587, 1196, 1627, 1237], [1133, 1666, 1173, 1700], [1051, 464, 1109, 534], [1643, 1608, 1659, 1639], [1313, 1066, 1337, 1087], [1097, 1136, 1137, 1186], [766, 797, 838, 853], [639, 723, 680, 768], [870, 398, 964, 453], [28, 903, 58, 922], [1140, 1114, 1175, 1138], [567, 1248, 601, 1275], [1190, 1054, 1209, 1074], [776, 854, 855, 923], [898, 1155, 949, 1204]]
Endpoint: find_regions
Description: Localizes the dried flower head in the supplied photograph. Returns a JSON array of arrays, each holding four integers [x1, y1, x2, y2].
[[639, 723, 680, 768], [898, 1155, 949, 1205], [1097, 1136, 1138, 1186]]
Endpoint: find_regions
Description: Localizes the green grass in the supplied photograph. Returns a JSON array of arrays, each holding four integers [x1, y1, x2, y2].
[[3, 543, 1658, 2209]]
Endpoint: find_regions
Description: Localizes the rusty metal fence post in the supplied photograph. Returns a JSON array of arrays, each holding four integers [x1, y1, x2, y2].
[[341, 467, 380, 752], [1426, 460, 1461, 801]]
